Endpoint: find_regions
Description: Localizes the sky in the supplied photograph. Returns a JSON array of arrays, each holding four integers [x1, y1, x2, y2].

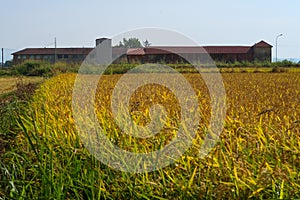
[[1, 0, 300, 62]]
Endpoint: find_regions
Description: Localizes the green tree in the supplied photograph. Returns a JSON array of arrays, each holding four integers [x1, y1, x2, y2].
[[115, 38, 143, 48]]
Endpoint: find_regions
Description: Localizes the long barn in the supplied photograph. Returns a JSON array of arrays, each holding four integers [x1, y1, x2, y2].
[[12, 39, 272, 64]]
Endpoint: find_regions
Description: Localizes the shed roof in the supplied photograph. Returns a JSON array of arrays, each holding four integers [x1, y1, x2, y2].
[[126, 46, 252, 56], [12, 47, 128, 56], [203, 46, 251, 54], [12, 48, 93, 55]]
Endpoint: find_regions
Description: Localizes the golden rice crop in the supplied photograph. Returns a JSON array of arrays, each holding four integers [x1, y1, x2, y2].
[[14, 72, 300, 199]]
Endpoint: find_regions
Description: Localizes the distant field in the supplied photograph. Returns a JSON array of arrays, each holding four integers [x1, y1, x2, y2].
[[219, 67, 300, 73], [0, 76, 44, 95]]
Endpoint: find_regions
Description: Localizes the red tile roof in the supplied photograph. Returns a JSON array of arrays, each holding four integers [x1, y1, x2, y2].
[[127, 48, 145, 55]]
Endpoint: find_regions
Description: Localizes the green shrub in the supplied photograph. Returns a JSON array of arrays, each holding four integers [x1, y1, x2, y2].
[[13, 61, 82, 77], [0, 69, 12, 76], [14, 60, 52, 76], [52, 62, 80, 74]]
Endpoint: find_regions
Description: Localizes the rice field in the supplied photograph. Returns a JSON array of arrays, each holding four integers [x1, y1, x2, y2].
[[1, 72, 299, 199], [0, 76, 44, 95]]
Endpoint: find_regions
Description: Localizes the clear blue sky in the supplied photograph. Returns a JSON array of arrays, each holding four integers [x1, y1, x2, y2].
[[1, 0, 300, 61]]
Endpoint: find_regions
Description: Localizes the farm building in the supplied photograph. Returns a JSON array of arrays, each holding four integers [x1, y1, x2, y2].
[[12, 39, 272, 64], [12, 48, 93, 64], [126, 41, 272, 63]]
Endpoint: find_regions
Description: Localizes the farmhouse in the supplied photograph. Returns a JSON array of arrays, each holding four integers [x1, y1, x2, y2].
[[12, 39, 272, 64]]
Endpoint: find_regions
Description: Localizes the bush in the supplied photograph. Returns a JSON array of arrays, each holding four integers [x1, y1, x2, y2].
[[14, 60, 52, 76], [0, 69, 12, 76], [52, 62, 80, 74], [13, 61, 82, 77]]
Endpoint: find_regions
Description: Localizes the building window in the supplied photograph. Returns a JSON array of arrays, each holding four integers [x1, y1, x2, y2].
[[17, 55, 21, 59], [29, 55, 35, 59], [22, 55, 27, 59], [78, 55, 85, 59], [64, 55, 69, 59], [57, 55, 62, 59], [36, 55, 41, 59], [43, 55, 49, 59]]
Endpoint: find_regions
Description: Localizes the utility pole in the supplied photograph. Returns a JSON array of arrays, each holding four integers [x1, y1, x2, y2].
[[54, 37, 57, 64], [1, 48, 3, 69], [276, 34, 283, 62]]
